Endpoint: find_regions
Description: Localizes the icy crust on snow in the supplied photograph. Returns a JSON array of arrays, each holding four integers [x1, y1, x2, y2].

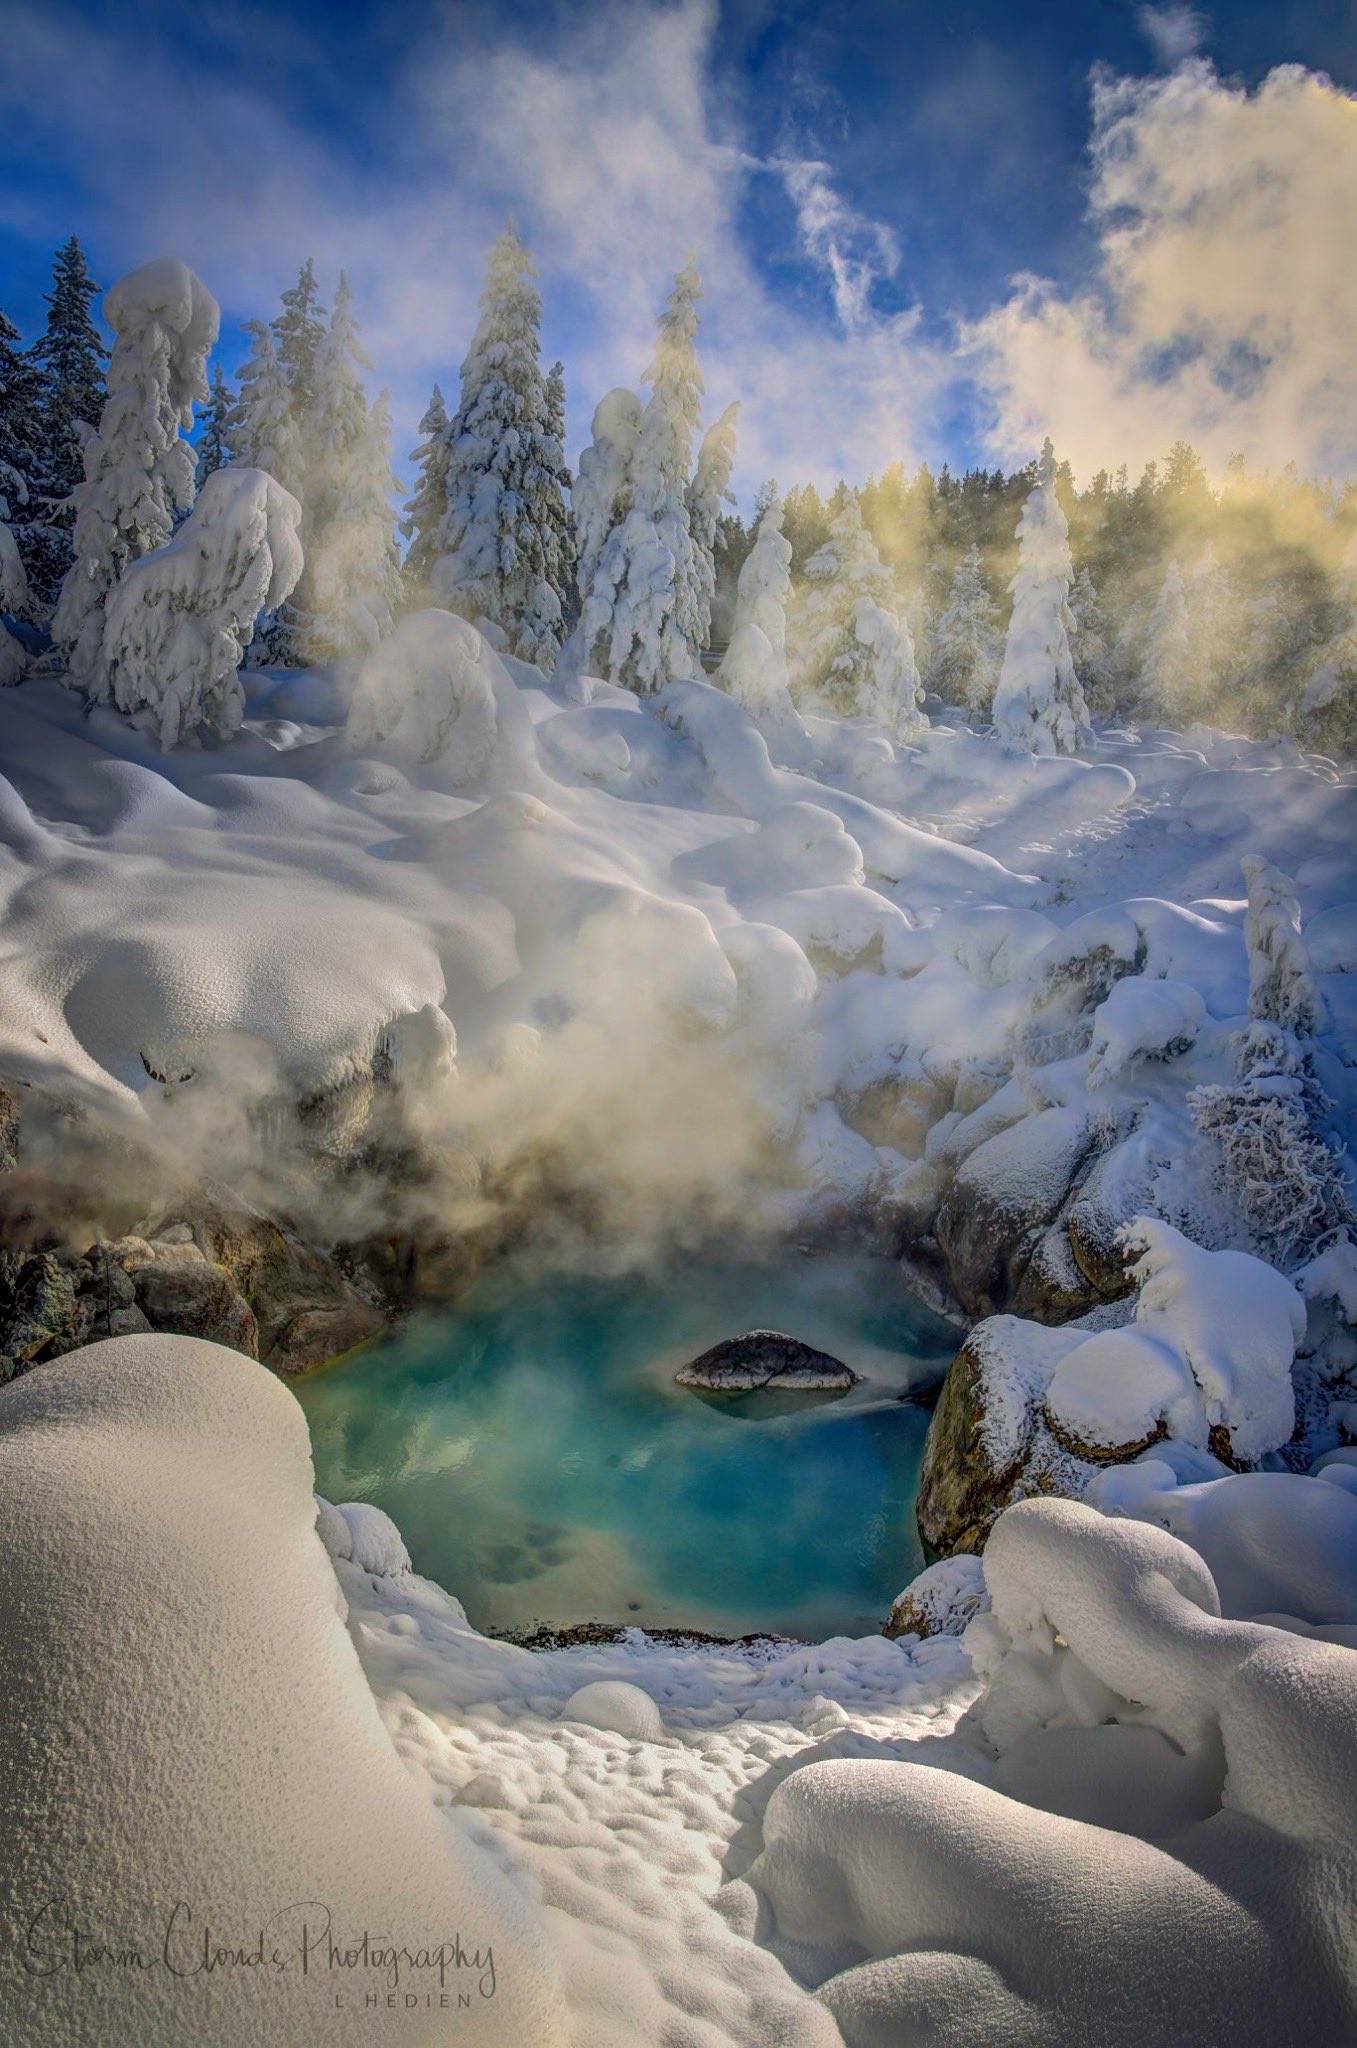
[[734, 1496, 1357, 2048], [0, 1336, 563, 2047]]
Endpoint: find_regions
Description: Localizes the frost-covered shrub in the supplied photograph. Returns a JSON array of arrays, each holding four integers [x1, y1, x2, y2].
[[992, 439, 1090, 755], [345, 608, 500, 776], [1190, 1023, 1353, 1267], [99, 467, 303, 749], [53, 258, 218, 688]]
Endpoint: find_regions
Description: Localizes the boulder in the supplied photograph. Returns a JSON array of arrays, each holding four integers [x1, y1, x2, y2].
[[102, 1235, 259, 1357], [676, 1329, 861, 1393], [884, 1554, 988, 1640], [935, 1105, 1104, 1320]]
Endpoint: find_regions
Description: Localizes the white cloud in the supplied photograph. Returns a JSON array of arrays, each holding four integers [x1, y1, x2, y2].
[[967, 58, 1357, 481], [774, 156, 900, 330], [1137, 5, 1207, 69]]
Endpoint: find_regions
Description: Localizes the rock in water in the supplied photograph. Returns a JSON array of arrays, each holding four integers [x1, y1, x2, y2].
[[676, 1329, 861, 1393]]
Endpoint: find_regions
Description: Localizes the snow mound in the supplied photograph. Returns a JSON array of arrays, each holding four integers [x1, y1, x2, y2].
[[1044, 1217, 1303, 1461], [0, 1334, 562, 2046], [561, 1680, 665, 1742], [1086, 974, 1205, 1087], [346, 608, 501, 774], [736, 1496, 1357, 2046]]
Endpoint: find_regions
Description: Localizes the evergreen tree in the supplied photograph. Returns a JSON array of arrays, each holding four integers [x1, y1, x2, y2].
[[29, 237, 106, 502], [1299, 531, 1357, 758], [1068, 566, 1115, 720], [992, 439, 1089, 755], [929, 542, 1001, 715], [790, 496, 923, 736], [0, 307, 50, 619], [401, 383, 451, 597], [574, 262, 706, 694], [195, 363, 235, 488], [272, 258, 326, 422], [52, 258, 218, 690], [542, 359, 576, 629], [431, 225, 571, 665], [298, 275, 400, 662], [718, 497, 804, 751], [687, 400, 738, 653], [229, 321, 305, 502]]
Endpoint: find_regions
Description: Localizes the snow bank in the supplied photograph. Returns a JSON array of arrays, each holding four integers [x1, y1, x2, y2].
[[345, 608, 501, 774], [736, 1495, 1357, 2046], [0, 1335, 562, 2045]]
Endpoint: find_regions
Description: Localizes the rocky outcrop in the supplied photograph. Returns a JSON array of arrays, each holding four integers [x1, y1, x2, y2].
[[676, 1329, 861, 1393]]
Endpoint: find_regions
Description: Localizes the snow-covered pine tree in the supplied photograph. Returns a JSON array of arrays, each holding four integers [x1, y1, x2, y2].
[[298, 276, 400, 662], [790, 495, 923, 737], [575, 262, 706, 694], [1140, 560, 1192, 725], [24, 238, 107, 609], [717, 496, 803, 748], [929, 542, 1000, 715], [0, 418, 30, 682], [401, 384, 451, 599], [52, 258, 218, 691], [0, 308, 46, 632], [430, 224, 570, 666], [229, 321, 305, 496], [1068, 565, 1115, 720], [195, 362, 235, 488], [272, 258, 326, 424], [542, 359, 575, 628], [991, 438, 1089, 754], [687, 400, 738, 654], [568, 388, 641, 616]]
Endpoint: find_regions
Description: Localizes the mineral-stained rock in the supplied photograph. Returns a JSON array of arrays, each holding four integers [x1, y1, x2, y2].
[[102, 1235, 259, 1357], [676, 1329, 861, 1393], [0, 1251, 92, 1364], [916, 1314, 1113, 1555], [935, 1105, 1104, 1321]]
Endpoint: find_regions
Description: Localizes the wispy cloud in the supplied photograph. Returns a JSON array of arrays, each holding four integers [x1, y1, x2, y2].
[[1137, 4, 1208, 68], [773, 156, 900, 330]]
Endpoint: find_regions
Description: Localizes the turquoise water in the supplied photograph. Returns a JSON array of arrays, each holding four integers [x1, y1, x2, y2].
[[298, 1252, 958, 1641]]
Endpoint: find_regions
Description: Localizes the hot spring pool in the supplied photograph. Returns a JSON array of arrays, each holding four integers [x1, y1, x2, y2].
[[298, 1252, 959, 1641]]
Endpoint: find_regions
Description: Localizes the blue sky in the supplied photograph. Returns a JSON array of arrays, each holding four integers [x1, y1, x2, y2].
[[1, 0, 1354, 496]]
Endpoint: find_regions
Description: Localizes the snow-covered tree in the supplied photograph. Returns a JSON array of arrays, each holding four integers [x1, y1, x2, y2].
[[298, 276, 401, 662], [28, 237, 106, 507], [718, 497, 803, 746], [52, 258, 218, 690], [542, 359, 575, 626], [229, 322, 304, 496], [687, 400, 738, 653], [0, 449, 30, 684], [569, 388, 641, 613], [195, 363, 235, 488], [991, 438, 1089, 755], [574, 263, 706, 694], [430, 225, 571, 666], [100, 466, 303, 749], [1140, 560, 1193, 724], [272, 259, 326, 421], [401, 384, 451, 597], [791, 496, 923, 736], [929, 542, 1000, 714], [1068, 564, 1115, 719]]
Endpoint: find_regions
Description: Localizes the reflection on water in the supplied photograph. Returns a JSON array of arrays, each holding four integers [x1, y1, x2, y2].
[[298, 1251, 958, 1640]]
